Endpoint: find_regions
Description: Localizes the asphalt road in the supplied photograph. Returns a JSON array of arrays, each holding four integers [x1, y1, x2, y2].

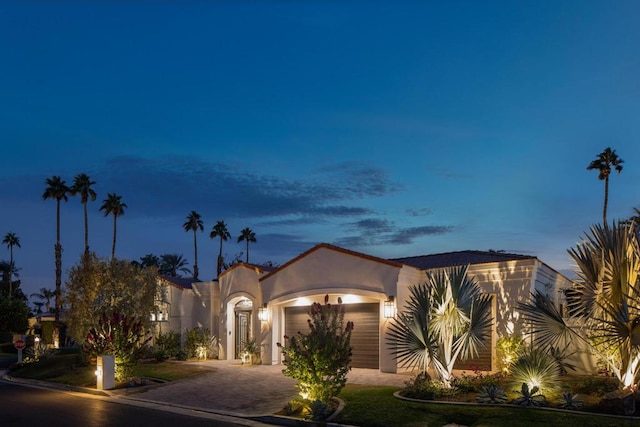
[[0, 380, 264, 427]]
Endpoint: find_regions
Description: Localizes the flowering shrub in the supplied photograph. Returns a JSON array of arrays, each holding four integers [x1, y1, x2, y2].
[[84, 311, 151, 381], [277, 295, 354, 404]]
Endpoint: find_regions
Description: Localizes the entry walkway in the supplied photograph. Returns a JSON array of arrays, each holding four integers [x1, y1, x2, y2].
[[123, 359, 411, 417]]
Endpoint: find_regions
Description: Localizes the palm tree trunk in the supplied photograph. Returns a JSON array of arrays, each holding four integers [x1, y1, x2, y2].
[[8, 246, 13, 300], [55, 200, 62, 323], [83, 200, 89, 254], [246, 240, 249, 263], [603, 176, 609, 225], [193, 230, 199, 281], [111, 215, 117, 261], [217, 237, 223, 277]]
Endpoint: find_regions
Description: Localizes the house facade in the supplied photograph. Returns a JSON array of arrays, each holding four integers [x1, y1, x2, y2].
[[159, 243, 575, 374]]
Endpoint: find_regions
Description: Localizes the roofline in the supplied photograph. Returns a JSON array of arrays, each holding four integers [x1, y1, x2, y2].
[[218, 262, 267, 279], [259, 243, 405, 282]]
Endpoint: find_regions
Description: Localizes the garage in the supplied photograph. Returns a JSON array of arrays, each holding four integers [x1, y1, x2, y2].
[[284, 303, 380, 369]]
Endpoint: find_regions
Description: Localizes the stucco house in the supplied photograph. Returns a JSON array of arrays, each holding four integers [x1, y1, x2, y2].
[[156, 243, 575, 374]]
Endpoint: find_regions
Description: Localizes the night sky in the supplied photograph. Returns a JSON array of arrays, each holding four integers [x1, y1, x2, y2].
[[1, 1, 639, 301]]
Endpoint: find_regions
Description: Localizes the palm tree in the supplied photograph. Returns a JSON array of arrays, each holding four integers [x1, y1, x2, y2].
[[99, 193, 127, 261], [183, 211, 203, 280], [42, 175, 69, 322], [237, 227, 256, 263], [519, 222, 640, 389], [159, 253, 191, 277], [387, 264, 492, 387], [2, 232, 20, 299], [210, 220, 231, 278], [139, 253, 160, 268], [31, 287, 56, 313], [587, 147, 624, 225], [70, 173, 97, 255]]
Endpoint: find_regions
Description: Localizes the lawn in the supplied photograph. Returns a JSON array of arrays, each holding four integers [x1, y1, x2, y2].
[[9, 354, 214, 388], [335, 385, 639, 427]]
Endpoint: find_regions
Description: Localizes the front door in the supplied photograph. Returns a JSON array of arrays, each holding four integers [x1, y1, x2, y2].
[[235, 311, 251, 358]]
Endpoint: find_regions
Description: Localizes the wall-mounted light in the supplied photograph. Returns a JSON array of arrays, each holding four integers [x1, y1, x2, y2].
[[150, 312, 156, 322], [384, 296, 396, 319], [258, 303, 268, 321]]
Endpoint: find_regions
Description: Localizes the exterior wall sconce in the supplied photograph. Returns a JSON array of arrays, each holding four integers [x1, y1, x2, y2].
[[258, 303, 268, 321], [384, 296, 396, 319]]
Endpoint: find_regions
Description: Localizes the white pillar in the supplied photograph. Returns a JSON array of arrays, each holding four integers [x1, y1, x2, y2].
[[96, 355, 115, 390]]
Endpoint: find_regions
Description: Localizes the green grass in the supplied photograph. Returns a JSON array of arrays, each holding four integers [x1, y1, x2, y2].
[[335, 385, 639, 427], [10, 355, 213, 387]]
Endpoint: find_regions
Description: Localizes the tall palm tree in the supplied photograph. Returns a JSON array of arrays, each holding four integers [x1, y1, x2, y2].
[[587, 147, 624, 225], [31, 287, 56, 313], [42, 175, 69, 322], [70, 173, 97, 255], [210, 220, 231, 278], [159, 253, 191, 277], [237, 227, 256, 263], [2, 232, 20, 299], [183, 211, 203, 280], [99, 193, 127, 261], [139, 253, 160, 268]]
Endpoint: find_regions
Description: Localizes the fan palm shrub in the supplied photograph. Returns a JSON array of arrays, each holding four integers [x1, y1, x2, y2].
[[387, 264, 493, 387], [510, 347, 561, 396], [518, 222, 640, 390]]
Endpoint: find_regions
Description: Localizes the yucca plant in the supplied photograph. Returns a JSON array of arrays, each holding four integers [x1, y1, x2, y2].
[[518, 222, 640, 390], [514, 382, 546, 407], [559, 391, 583, 410], [476, 384, 507, 404], [510, 347, 560, 396]]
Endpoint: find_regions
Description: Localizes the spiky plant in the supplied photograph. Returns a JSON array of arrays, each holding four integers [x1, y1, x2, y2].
[[510, 347, 560, 396], [559, 391, 583, 410], [514, 383, 546, 407], [476, 384, 507, 404]]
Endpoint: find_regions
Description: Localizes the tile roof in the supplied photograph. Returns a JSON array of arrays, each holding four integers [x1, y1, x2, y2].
[[391, 250, 536, 270], [159, 275, 198, 289]]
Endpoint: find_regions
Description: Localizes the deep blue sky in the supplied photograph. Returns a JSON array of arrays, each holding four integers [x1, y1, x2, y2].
[[1, 1, 639, 300]]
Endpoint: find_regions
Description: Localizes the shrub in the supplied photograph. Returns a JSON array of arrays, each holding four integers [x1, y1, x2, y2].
[[452, 370, 502, 393], [496, 335, 524, 374], [25, 342, 57, 362], [510, 347, 560, 396], [402, 374, 459, 400], [514, 383, 547, 407], [476, 384, 507, 404], [153, 330, 181, 361], [83, 311, 151, 382], [571, 376, 619, 395], [277, 295, 354, 404], [185, 327, 217, 360]]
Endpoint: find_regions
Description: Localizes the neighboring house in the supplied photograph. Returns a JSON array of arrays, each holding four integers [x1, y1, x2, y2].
[[161, 243, 576, 374]]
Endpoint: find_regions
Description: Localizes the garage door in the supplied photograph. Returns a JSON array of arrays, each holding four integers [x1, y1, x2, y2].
[[285, 303, 380, 369]]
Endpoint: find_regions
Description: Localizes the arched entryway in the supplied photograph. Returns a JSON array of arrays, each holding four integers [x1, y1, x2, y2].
[[234, 298, 253, 358]]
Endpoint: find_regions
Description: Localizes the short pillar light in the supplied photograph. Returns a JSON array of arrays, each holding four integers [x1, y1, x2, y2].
[[258, 303, 268, 322], [96, 355, 115, 391], [384, 296, 396, 319]]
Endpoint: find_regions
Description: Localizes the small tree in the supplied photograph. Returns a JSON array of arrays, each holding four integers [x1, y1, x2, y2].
[[277, 295, 354, 403], [84, 311, 151, 381]]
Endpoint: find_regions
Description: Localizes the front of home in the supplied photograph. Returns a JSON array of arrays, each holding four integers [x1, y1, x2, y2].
[[158, 243, 578, 374]]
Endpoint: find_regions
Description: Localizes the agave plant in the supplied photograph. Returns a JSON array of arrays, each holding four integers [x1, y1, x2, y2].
[[518, 222, 640, 390], [559, 391, 583, 410], [514, 382, 546, 407], [476, 384, 507, 404], [387, 265, 493, 387]]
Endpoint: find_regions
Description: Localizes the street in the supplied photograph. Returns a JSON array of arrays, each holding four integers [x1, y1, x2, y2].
[[0, 380, 262, 427]]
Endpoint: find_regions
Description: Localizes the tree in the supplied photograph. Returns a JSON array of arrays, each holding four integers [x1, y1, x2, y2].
[[99, 193, 127, 261], [64, 252, 158, 345], [31, 287, 56, 313], [183, 211, 203, 281], [42, 175, 70, 323], [159, 253, 191, 277], [2, 232, 20, 299], [277, 295, 354, 403], [519, 222, 640, 390], [237, 227, 256, 263], [70, 173, 97, 255], [139, 253, 160, 268], [387, 264, 493, 387], [587, 147, 624, 225], [0, 293, 29, 334], [210, 220, 230, 278], [0, 260, 20, 299]]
